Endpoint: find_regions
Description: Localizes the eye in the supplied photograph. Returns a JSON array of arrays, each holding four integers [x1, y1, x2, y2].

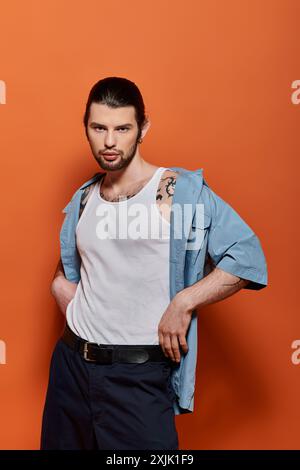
[[93, 126, 129, 132]]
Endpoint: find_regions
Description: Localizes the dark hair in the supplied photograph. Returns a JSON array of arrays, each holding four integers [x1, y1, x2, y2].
[[83, 77, 147, 140]]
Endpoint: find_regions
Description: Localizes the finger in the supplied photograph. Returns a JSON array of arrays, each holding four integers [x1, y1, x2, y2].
[[158, 331, 167, 357], [163, 335, 174, 361], [171, 335, 181, 363], [178, 334, 189, 354]]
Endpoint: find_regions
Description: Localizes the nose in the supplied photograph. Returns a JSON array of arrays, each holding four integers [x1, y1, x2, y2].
[[104, 130, 117, 147]]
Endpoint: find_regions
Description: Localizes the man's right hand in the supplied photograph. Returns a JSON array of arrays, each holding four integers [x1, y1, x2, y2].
[[51, 275, 78, 317]]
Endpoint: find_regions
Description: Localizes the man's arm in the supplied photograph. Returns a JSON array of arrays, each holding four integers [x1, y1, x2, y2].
[[50, 258, 78, 316], [158, 268, 250, 362], [177, 266, 250, 313], [158, 184, 267, 362], [51, 258, 65, 283], [53, 184, 93, 313]]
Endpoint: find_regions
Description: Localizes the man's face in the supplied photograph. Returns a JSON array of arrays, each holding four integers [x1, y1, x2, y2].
[[86, 102, 142, 171]]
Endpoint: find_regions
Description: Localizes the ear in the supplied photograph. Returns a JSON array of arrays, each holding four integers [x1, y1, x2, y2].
[[141, 116, 151, 139]]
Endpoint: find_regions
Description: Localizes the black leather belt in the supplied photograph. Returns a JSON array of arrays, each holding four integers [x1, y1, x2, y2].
[[61, 323, 172, 365]]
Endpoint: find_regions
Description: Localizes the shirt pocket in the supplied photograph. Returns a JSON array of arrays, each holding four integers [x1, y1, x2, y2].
[[186, 212, 211, 264]]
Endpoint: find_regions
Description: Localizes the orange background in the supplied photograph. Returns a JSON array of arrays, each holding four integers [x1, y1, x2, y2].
[[0, 0, 299, 450]]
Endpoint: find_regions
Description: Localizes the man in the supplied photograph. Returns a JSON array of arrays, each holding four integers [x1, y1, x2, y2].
[[40, 77, 268, 450]]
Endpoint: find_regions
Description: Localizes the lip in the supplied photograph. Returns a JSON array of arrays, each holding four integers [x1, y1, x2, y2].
[[102, 153, 119, 161]]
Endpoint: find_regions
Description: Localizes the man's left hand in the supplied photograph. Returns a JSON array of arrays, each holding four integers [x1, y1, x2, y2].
[[158, 292, 193, 363]]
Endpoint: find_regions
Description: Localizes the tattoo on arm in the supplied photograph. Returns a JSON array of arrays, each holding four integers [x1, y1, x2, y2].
[[165, 176, 176, 197], [156, 175, 177, 201], [79, 186, 92, 218]]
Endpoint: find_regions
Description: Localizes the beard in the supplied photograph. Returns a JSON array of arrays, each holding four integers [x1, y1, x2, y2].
[[93, 138, 139, 172]]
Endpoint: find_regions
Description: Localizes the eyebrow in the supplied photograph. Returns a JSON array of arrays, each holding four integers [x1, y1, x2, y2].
[[89, 122, 134, 128]]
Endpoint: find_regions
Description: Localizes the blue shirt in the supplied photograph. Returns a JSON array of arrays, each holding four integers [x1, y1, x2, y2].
[[59, 166, 268, 415]]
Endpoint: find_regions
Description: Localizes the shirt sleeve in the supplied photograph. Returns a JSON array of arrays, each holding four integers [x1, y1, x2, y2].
[[206, 187, 268, 290]]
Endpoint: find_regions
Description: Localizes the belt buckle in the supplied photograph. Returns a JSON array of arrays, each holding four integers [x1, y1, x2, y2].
[[83, 342, 97, 362]]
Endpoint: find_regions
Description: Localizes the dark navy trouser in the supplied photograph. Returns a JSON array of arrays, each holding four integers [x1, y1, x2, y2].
[[40, 332, 179, 450]]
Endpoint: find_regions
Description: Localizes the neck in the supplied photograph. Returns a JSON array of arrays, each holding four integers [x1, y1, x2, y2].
[[102, 159, 159, 193]]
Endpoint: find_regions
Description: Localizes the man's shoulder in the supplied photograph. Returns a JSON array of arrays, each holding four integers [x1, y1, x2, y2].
[[171, 167, 214, 220], [61, 172, 103, 213], [168, 166, 203, 176], [79, 171, 104, 190], [168, 166, 211, 195]]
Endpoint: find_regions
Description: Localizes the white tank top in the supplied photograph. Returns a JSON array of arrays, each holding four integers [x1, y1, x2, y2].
[[66, 166, 171, 345]]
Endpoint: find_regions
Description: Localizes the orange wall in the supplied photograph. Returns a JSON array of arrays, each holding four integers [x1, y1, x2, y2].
[[0, 0, 299, 450]]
